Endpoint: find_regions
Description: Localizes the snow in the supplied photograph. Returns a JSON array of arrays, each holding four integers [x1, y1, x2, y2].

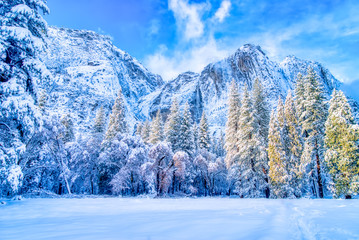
[[1, 198, 359, 240]]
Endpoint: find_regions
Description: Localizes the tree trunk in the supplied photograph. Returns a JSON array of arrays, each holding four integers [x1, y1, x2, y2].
[[64, 177, 71, 195], [315, 139, 324, 198], [345, 195, 352, 199], [58, 182, 62, 195]]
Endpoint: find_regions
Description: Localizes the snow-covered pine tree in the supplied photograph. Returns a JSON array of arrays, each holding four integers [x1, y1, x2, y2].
[[235, 85, 258, 197], [135, 122, 143, 136], [295, 73, 305, 124], [179, 102, 195, 155], [268, 108, 289, 198], [75, 105, 106, 194], [299, 68, 328, 198], [93, 106, 106, 134], [0, 0, 50, 196], [198, 111, 210, 150], [216, 130, 225, 157], [252, 78, 270, 145], [165, 98, 182, 152], [252, 78, 270, 198], [149, 110, 164, 144], [37, 89, 48, 110], [60, 113, 75, 143], [105, 88, 128, 139], [193, 122, 199, 151], [225, 79, 240, 169], [284, 91, 303, 198], [325, 90, 359, 199], [0, 0, 49, 83], [141, 121, 151, 143]]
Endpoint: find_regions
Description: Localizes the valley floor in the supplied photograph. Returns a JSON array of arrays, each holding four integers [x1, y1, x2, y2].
[[0, 197, 358, 240]]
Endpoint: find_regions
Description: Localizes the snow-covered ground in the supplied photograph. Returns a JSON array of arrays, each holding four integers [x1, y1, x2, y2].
[[1, 197, 358, 240]]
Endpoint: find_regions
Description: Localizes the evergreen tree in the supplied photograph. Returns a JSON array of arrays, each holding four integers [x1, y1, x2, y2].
[[284, 91, 303, 197], [93, 106, 106, 134], [199, 111, 210, 150], [141, 121, 151, 143], [298, 68, 327, 198], [234, 85, 258, 197], [325, 90, 359, 198], [0, 0, 49, 83], [252, 78, 270, 198], [295, 73, 305, 124], [149, 110, 164, 144], [38, 89, 48, 110], [252, 78, 270, 145], [193, 122, 199, 151], [106, 88, 128, 139], [216, 130, 225, 157], [165, 98, 182, 152], [225, 79, 240, 168], [179, 102, 194, 155], [135, 122, 143, 136], [60, 113, 75, 143], [268, 108, 288, 198]]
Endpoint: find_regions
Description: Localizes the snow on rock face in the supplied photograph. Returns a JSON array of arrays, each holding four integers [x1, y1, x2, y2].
[[140, 71, 203, 120], [40, 27, 163, 133], [144, 44, 341, 130]]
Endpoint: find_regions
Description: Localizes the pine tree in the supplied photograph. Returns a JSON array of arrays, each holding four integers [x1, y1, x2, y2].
[[93, 106, 106, 134], [179, 102, 194, 155], [38, 89, 48, 110], [141, 121, 151, 143], [252, 78, 270, 198], [149, 110, 164, 144], [225, 79, 241, 168], [105, 88, 128, 139], [199, 111, 210, 150], [325, 90, 359, 198], [0, 0, 49, 83], [0, 0, 50, 188], [135, 122, 143, 136], [193, 122, 199, 151], [268, 108, 288, 198], [216, 130, 225, 157], [295, 73, 305, 124], [165, 98, 182, 152], [298, 68, 327, 198], [60, 113, 75, 143], [252, 78, 270, 144], [284, 91, 303, 197], [234, 85, 258, 197]]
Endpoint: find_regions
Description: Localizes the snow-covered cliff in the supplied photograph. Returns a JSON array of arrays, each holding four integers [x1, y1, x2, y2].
[[39, 27, 164, 134]]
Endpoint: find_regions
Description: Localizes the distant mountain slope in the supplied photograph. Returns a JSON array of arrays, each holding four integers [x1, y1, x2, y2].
[[19, 27, 356, 136], [141, 44, 341, 131], [40, 27, 164, 133]]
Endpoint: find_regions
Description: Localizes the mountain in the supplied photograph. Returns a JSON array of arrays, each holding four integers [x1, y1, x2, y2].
[[141, 44, 341, 132], [39, 27, 164, 134], [1, 26, 353, 142]]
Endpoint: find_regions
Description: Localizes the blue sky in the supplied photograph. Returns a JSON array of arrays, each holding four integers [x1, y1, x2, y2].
[[46, 0, 359, 90]]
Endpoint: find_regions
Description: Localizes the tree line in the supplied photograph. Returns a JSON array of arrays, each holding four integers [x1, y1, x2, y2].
[[1, 0, 358, 199]]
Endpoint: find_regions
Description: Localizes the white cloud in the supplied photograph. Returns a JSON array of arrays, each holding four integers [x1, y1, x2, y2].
[[214, 0, 231, 23], [144, 0, 236, 81], [145, 38, 232, 81], [168, 0, 209, 40]]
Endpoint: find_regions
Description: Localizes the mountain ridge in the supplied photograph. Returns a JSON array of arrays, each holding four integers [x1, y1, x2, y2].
[[140, 43, 341, 132], [8, 26, 353, 138]]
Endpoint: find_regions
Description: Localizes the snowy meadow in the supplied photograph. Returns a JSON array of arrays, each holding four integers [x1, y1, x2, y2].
[[1, 197, 359, 240]]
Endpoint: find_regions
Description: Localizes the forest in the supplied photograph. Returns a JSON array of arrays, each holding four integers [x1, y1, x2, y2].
[[1, 0, 358, 199]]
